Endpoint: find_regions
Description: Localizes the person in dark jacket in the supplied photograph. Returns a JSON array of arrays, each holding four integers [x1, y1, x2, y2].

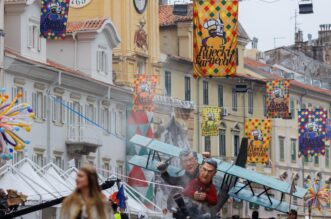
[[157, 150, 199, 187], [0, 189, 8, 216]]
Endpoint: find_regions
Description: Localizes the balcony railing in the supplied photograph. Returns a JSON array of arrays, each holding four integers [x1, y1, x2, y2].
[[66, 124, 102, 146]]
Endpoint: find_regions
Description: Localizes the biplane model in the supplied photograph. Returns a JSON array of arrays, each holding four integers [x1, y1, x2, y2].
[[128, 134, 307, 217]]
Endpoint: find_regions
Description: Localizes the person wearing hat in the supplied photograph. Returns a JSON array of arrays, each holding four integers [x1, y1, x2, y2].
[[202, 16, 227, 46]]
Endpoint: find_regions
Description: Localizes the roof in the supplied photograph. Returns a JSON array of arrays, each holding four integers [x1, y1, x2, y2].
[[66, 18, 108, 33], [159, 4, 193, 27], [244, 57, 331, 97]]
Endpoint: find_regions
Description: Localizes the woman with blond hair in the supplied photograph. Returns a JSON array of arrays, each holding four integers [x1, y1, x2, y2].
[[61, 165, 112, 219]]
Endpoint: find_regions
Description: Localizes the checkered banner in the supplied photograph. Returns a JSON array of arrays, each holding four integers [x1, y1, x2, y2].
[[298, 109, 327, 157], [201, 107, 222, 136], [245, 118, 272, 163], [132, 75, 157, 112], [266, 80, 290, 119], [40, 0, 70, 39], [193, 0, 238, 78]]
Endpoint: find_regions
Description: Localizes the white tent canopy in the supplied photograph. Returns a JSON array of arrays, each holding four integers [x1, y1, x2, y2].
[[0, 159, 163, 218]]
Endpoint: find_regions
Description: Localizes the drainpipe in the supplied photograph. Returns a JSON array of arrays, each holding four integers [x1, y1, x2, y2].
[[73, 32, 78, 70], [46, 72, 61, 162], [0, 0, 4, 87]]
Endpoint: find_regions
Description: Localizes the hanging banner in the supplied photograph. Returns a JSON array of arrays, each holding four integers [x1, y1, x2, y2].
[[245, 118, 272, 163], [201, 107, 221, 136], [132, 75, 157, 112], [299, 109, 327, 157], [40, 0, 70, 39], [193, 0, 238, 78], [266, 80, 290, 119]]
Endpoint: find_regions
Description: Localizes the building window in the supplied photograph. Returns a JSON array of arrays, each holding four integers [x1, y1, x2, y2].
[[137, 58, 146, 74], [263, 95, 267, 117], [249, 202, 260, 210], [290, 99, 295, 119], [203, 81, 209, 105], [185, 76, 191, 101], [32, 91, 46, 120], [308, 103, 313, 109], [13, 151, 24, 164], [248, 90, 253, 114], [97, 49, 108, 74], [116, 162, 124, 180], [102, 162, 110, 177], [53, 155, 64, 169], [232, 88, 237, 111], [52, 96, 65, 124], [291, 139, 297, 163], [218, 85, 224, 107], [28, 23, 41, 51], [234, 133, 240, 156], [279, 136, 285, 161], [326, 146, 330, 168], [219, 129, 226, 157], [301, 102, 306, 110], [85, 103, 96, 124], [165, 71, 171, 96], [102, 108, 111, 132], [314, 155, 319, 166], [33, 153, 45, 167], [205, 136, 211, 153], [12, 87, 26, 104], [116, 111, 123, 136]]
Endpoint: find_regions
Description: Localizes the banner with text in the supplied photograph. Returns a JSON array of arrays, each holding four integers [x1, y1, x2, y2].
[[193, 0, 238, 78], [245, 118, 272, 163], [133, 75, 157, 112], [266, 80, 290, 119], [201, 107, 221, 136], [40, 0, 70, 39], [299, 109, 327, 157]]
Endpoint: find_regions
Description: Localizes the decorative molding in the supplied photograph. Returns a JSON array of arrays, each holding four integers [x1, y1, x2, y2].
[[86, 96, 97, 103], [14, 77, 26, 86], [53, 150, 64, 156], [53, 87, 65, 95], [34, 82, 46, 90], [102, 99, 110, 106], [116, 104, 125, 111], [34, 147, 45, 153], [70, 92, 81, 100], [154, 95, 196, 110], [102, 157, 111, 162]]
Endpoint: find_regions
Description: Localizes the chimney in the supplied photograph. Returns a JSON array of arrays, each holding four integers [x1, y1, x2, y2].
[[307, 33, 312, 45], [295, 29, 304, 50], [252, 37, 258, 49]]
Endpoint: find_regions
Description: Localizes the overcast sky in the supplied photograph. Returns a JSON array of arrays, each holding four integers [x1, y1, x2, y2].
[[168, 0, 331, 51]]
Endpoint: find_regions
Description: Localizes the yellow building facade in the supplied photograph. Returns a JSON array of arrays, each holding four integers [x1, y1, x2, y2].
[[69, 0, 161, 87]]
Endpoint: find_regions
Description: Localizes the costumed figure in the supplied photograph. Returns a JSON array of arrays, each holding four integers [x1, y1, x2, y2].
[[202, 14, 227, 46], [248, 130, 264, 158]]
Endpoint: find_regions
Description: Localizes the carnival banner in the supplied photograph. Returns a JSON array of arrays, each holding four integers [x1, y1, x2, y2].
[[245, 118, 272, 163], [193, 0, 238, 78], [40, 0, 70, 39], [132, 75, 157, 112], [266, 80, 290, 118], [201, 107, 221, 136], [299, 109, 327, 157]]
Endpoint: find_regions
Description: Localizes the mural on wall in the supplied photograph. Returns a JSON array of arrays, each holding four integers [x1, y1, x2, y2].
[[193, 0, 239, 78], [298, 108, 327, 157], [245, 118, 272, 163]]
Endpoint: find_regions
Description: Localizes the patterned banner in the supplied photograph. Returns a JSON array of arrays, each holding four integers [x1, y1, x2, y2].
[[40, 0, 70, 39], [299, 109, 327, 157], [132, 75, 157, 112], [245, 118, 272, 163], [266, 80, 290, 118], [193, 0, 238, 78], [201, 107, 221, 136]]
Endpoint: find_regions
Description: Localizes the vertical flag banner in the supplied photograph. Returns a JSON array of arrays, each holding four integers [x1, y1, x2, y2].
[[201, 107, 221, 136], [193, 0, 238, 78], [133, 75, 157, 112], [40, 0, 70, 39], [266, 80, 290, 118], [245, 118, 272, 163], [298, 109, 327, 157]]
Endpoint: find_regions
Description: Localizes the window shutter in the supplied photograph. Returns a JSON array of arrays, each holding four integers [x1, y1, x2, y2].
[[43, 95, 47, 120], [93, 106, 97, 123], [12, 87, 17, 99], [28, 25, 33, 48], [85, 105, 89, 124], [52, 98, 56, 122], [97, 51, 101, 72], [80, 105, 83, 126], [104, 53, 108, 74]]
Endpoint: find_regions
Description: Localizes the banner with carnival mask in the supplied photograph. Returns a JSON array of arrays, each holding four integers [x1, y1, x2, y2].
[[193, 0, 238, 78], [132, 75, 157, 112], [245, 118, 272, 163], [299, 109, 327, 157], [266, 80, 290, 119], [40, 0, 70, 39], [201, 107, 221, 136]]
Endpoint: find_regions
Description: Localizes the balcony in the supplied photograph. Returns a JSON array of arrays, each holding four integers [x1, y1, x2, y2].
[[66, 124, 102, 155]]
